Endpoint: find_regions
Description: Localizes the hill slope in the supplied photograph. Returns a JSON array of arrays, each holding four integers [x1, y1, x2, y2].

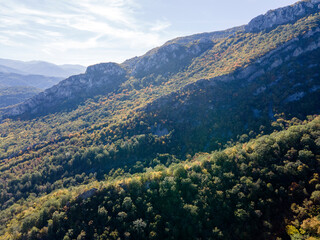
[[1, 117, 319, 240], [0, 87, 42, 108], [0, 59, 85, 108], [0, 1, 320, 239]]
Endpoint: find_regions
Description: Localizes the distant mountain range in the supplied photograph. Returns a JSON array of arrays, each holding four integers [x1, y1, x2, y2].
[[0, 86, 42, 108], [0, 58, 86, 78], [0, 59, 86, 108]]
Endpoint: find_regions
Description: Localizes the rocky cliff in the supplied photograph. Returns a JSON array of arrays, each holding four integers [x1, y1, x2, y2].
[[2, 63, 126, 117], [245, 0, 320, 32]]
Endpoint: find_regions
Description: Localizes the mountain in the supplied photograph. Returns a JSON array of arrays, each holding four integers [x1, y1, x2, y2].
[[0, 63, 127, 116], [0, 1, 320, 239], [0, 70, 63, 108], [0, 59, 86, 78], [0, 64, 25, 75], [0, 87, 42, 108], [3, 0, 320, 119], [0, 72, 62, 108], [0, 72, 62, 90], [0, 60, 85, 107]]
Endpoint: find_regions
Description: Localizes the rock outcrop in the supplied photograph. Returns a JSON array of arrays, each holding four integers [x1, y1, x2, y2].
[[245, 0, 320, 32], [126, 39, 214, 78], [1, 63, 127, 117], [122, 27, 248, 78]]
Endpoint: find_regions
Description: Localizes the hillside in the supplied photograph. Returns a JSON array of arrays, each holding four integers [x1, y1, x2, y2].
[[0, 0, 320, 239], [0, 60, 85, 108], [0, 87, 42, 108], [1, 116, 319, 240], [0, 73, 62, 108]]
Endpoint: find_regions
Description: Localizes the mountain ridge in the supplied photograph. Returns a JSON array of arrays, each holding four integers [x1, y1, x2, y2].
[[2, 0, 320, 119], [245, 0, 320, 32], [0, 58, 86, 78]]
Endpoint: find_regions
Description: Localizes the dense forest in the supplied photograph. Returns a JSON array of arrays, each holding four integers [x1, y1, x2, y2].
[[1, 1, 320, 239], [0, 117, 319, 239]]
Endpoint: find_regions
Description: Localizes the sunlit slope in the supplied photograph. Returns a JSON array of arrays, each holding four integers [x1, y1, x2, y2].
[[0, 117, 319, 239]]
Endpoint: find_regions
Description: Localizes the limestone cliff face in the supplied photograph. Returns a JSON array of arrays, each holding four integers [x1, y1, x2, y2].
[[124, 39, 214, 78], [122, 27, 246, 78], [245, 0, 320, 32], [2, 63, 127, 117]]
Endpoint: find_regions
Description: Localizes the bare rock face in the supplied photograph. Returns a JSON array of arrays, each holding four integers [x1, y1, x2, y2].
[[245, 0, 320, 32], [122, 26, 244, 73], [2, 62, 127, 118], [130, 39, 214, 78]]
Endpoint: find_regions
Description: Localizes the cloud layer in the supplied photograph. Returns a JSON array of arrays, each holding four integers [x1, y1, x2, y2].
[[0, 0, 173, 65]]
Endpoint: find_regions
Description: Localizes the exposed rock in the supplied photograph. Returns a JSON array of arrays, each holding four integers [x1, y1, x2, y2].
[[1, 62, 127, 118], [121, 26, 244, 76], [245, 0, 320, 32], [2, 1, 320, 120], [310, 85, 320, 92], [253, 86, 267, 96], [252, 108, 261, 118], [152, 125, 169, 137], [130, 39, 214, 78]]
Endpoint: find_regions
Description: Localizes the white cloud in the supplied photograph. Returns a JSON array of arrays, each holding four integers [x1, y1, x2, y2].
[[0, 0, 174, 65], [150, 20, 171, 32]]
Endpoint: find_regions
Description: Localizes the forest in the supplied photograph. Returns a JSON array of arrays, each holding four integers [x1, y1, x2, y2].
[[1, 117, 319, 239]]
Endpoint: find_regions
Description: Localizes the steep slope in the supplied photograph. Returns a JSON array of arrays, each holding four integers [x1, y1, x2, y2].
[[137, 24, 320, 156], [0, 0, 319, 190], [245, 0, 320, 32], [1, 117, 319, 240], [0, 73, 62, 108], [0, 59, 85, 103], [1, 63, 127, 117]]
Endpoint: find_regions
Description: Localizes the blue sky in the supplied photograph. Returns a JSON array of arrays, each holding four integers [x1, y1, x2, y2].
[[0, 0, 298, 66]]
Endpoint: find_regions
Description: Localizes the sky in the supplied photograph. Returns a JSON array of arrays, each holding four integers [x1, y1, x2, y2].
[[0, 0, 298, 66]]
